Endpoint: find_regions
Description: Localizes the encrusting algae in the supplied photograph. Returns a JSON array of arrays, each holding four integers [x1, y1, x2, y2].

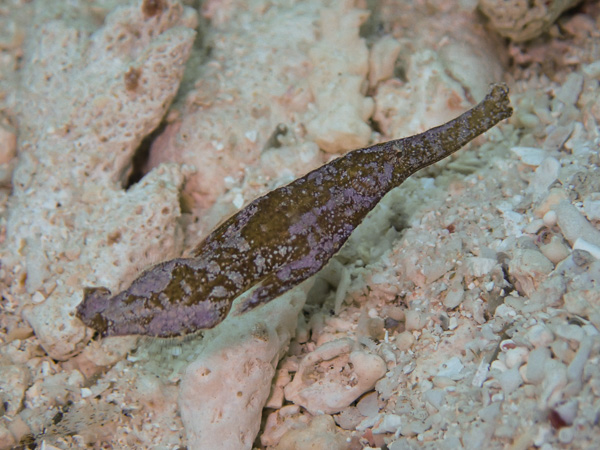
[[77, 83, 513, 338]]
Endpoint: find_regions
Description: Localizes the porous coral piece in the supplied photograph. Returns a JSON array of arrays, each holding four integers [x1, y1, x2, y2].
[[147, 0, 375, 217], [305, 1, 374, 153], [179, 285, 310, 449], [478, 0, 582, 42], [373, 9, 505, 139], [368, 35, 402, 89], [147, 0, 324, 212], [0, 364, 30, 417], [554, 200, 600, 247], [284, 338, 387, 415], [2, 0, 196, 360], [508, 249, 554, 297], [261, 405, 310, 447], [274, 414, 349, 450]]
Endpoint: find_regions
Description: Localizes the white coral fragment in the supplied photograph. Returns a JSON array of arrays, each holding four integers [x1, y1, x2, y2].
[[478, 0, 582, 42], [369, 36, 402, 89], [508, 249, 554, 297], [4, 0, 196, 360], [179, 285, 310, 450], [275, 414, 349, 450], [305, 2, 374, 153], [284, 338, 386, 415]]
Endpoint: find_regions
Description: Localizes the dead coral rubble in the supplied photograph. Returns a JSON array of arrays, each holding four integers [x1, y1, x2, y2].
[[4, 0, 196, 360]]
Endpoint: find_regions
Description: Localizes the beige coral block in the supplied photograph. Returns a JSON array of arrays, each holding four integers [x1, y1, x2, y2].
[[478, 0, 582, 42], [372, 9, 504, 140], [305, 4, 373, 153], [5, 0, 197, 360], [508, 249, 554, 297], [369, 35, 402, 88], [284, 338, 387, 415], [179, 284, 310, 450], [275, 415, 349, 450], [146, 1, 324, 212]]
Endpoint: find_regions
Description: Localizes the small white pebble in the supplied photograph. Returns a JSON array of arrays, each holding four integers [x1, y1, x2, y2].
[[478, 402, 500, 423], [555, 200, 600, 248], [498, 366, 523, 395], [494, 304, 517, 320], [573, 237, 600, 260], [491, 392, 504, 402], [517, 112, 540, 128], [419, 379, 433, 392], [534, 425, 552, 447], [467, 257, 496, 277], [531, 157, 560, 196], [558, 427, 575, 444], [31, 291, 46, 304], [81, 387, 93, 398], [357, 392, 380, 418], [423, 389, 445, 410], [373, 414, 403, 434], [232, 193, 244, 209], [380, 345, 396, 365], [404, 310, 425, 331], [524, 218, 545, 234], [526, 347, 551, 385], [244, 130, 258, 143], [432, 376, 456, 389], [554, 400, 578, 425], [472, 360, 490, 388], [437, 357, 464, 379], [582, 60, 600, 78], [556, 73, 583, 106], [491, 360, 508, 372], [395, 331, 414, 351], [539, 359, 567, 408], [554, 323, 584, 342], [540, 237, 571, 264], [505, 347, 529, 369], [402, 419, 428, 437], [567, 336, 592, 383], [41, 360, 51, 376], [481, 323, 499, 341], [443, 286, 464, 309], [510, 146, 546, 166], [542, 210, 557, 227], [448, 316, 458, 330], [526, 324, 554, 348], [583, 193, 600, 221]]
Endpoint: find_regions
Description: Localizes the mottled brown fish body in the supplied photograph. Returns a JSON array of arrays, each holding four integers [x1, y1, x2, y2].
[[77, 84, 512, 338]]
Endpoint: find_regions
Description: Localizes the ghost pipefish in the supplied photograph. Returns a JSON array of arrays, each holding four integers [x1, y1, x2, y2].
[[77, 83, 512, 338]]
